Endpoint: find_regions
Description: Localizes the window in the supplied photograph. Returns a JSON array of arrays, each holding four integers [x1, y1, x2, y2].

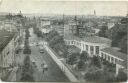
[[90, 46, 94, 54], [108, 56, 110, 61], [101, 53, 104, 58], [96, 46, 99, 54], [71, 41, 74, 44], [86, 45, 88, 51], [111, 57, 114, 63]]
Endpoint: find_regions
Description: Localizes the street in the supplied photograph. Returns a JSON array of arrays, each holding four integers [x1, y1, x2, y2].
[[29, 28, 69, 82]]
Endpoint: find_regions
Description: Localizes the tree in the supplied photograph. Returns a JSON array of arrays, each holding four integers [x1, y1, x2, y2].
[[77, 60, 85, 70], [44, 30, 68, 58], [80, 51, 89, 62], [84, 70, 103, 81], [116, 70, 127, 82], [119, 35, 127, 54], [91, 56, 101, 68], [105, 18, 127, 54], [120, 18, 128, 24], [98, 24, 108, 38], [5, 13, 13, 20], [37, 30, 42, 37], [20, 55, 35, 82], [20, 73, 34, 82], [66, 53, 78, 65], [23, 28, 31, 54]]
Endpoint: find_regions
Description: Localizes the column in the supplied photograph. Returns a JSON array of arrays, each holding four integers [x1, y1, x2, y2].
[[106, 54, 108, 61], [94, 46, 96, 55], [103, 53, 105, 59], [84, 44, 87, 51], [115, 64, 120, 76], [82, 43, 84, 51], [113, 58, 115, 64], [110, 56, 112, 63], [88, 46, 90, 56], [99, 51, 101, 57], [68, 41, 70, 45]]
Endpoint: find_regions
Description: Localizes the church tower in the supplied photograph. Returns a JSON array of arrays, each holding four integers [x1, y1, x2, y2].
[[94, 10, 96, 16], [18, 10, 23, 17]]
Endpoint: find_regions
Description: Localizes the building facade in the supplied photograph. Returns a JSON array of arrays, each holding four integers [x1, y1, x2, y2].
[[0, 20, 17, 32], [40, 25, 53, 34], [0, 31, 19, 78], [37, 18, 53, 34], [64, 35, 111, 56], [99, 47, 127, 75]]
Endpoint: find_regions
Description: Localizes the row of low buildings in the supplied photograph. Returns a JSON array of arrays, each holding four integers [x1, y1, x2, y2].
[[64, 34, 127, 75]]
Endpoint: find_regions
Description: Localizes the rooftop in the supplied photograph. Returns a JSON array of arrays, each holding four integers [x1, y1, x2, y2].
[[101, 47, 127, 68], [101, 47, 127, 61], [67, 45, 81, 54], [64, 34, 111, 44], [0, 30, 15, 52]]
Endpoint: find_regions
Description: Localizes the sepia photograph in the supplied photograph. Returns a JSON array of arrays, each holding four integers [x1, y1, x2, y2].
[[0, 0, 127, 82]]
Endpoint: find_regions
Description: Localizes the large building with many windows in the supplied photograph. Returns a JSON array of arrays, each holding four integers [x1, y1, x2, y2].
[[0, 30, 19, 78]]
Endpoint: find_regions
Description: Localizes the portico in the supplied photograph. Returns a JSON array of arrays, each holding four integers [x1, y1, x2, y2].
[[100, 47, 127, 75]]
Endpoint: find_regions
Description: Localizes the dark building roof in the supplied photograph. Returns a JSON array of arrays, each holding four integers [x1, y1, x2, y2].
[[67, 45, 81, 54], [64, 34, 111, 44], [101, 47, 127, 61], [0, 30, 15, 53], [101, 47, 127, 68]]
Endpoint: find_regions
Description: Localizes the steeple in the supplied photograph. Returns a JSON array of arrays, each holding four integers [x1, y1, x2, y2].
[[126, 9, 128, 18], [74, 15, 78, 25], [18, 10, 22, 15], [126, 5, 128, 18], [63, 14, 65, 27], [94, 10, 96, 16], [74, 15, 77, 21]]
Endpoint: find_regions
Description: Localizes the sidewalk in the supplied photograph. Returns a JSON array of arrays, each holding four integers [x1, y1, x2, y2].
[[44, 45, 78, 82]]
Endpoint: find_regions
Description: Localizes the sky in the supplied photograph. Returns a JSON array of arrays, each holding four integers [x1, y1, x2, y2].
[[0, 0, 128, 16]]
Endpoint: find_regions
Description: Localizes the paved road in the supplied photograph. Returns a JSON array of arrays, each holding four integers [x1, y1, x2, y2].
[[29, 28, 69, 82]]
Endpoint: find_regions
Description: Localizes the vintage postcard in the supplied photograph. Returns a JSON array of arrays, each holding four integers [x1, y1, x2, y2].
[[0, 0, 127, 82]]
